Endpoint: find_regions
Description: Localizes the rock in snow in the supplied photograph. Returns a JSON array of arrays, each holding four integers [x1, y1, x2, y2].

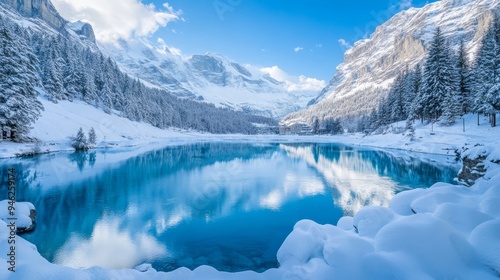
[[0, 201, 35, 231]]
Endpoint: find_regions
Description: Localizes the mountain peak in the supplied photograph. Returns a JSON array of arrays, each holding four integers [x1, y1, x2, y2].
[[0, 0, 65, 29], [67, 21, 96, 43]]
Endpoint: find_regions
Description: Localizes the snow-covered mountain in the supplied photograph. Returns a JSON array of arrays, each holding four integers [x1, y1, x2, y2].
[[282, 0, 500, 125], [0, 0, 319, 120], [99, 39, 320, 118], [0, 0, 96, 48], [0, 0, 280, 135]]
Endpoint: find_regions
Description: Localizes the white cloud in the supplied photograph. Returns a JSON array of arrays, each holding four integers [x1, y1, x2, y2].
[[316, 44, 323, 48], [338, 38, 352, 49], [294, 47, 304, 53], [260, 66, 326, 92], [51, 0, 182, 43], [399, 0, 413, 9]]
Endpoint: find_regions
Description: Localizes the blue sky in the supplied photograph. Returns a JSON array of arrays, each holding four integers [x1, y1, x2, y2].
[[145, 0, 437, 81], [53, 0, 438, 82]]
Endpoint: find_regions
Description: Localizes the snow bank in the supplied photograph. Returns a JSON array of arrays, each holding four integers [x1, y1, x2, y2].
[[276, 152, 500, 279], [0, 201, 34, 229], [1, 148, 499, 279]]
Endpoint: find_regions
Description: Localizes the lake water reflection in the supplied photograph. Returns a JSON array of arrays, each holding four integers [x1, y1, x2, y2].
[[0, 143, 459, 272]]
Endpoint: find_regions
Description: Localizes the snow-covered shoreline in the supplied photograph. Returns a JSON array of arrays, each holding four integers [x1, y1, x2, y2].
[[2, 98, 497, 160]]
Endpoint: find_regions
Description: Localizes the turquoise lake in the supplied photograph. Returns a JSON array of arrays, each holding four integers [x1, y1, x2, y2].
[[0, 143, 459, 272]]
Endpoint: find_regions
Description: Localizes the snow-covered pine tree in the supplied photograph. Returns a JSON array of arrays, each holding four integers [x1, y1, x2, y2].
[[88, 127, 96, 147], [43, 58, 64, 102], [471, 17, 497, 126], [377, 96, 391, 127], [81, 70, 97, 105], [406, 118, 416, 141], [422, 27, 459, 125], [0, 19, 43, 141], [407, 64, 424, 123], [457, 41, 471, 115], [72, 127, 89, 150], [99, 82, 114, 114], [332, 119, 343, 135], [61, 41, 81, 101], [41, 38, 66, 102], [367, 109, 378, 133], [487, 13, 500, 127], [389, 72, 407, 122], [441, 50, 461, 126], [312, 117, 320, 134]]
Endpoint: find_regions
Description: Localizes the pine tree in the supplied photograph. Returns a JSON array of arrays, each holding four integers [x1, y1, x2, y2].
[[471, 17, 498, 126], [40, 38, 66, 102], [0, 20, 43, 141], [389, 72, 407, 122], [88, 127, 96, 147], [377, 96, 391, 126], [408, 64, 424, 123], [72, 127, 88, 150], [487, 14, 500, 127], [43, 58, 64, 102], [81, 70, 97, 105], [457, 41, 471, 115], [62, 43, 81, 101], [332, 119, 343, 134], [312, 118, 320, 134], [99, 82, 114, 114], [406, 118, 416, 141], [421, 27, 459, 125], [368, 109, 378, 133], [441, 61, 461, 126]]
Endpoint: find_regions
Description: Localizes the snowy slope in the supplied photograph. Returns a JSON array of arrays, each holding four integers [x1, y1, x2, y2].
[[283, 0, 500, 125], [99, 39, 320, 118], [0, 96, 207, 158], [334, 114, 500, 155]]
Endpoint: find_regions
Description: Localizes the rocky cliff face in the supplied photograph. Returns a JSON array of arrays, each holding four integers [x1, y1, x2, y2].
[[0, 0, 96, 45], [0, 0, 65, 29], [282, 0, 500, 125], [66, 21, 96, 43]]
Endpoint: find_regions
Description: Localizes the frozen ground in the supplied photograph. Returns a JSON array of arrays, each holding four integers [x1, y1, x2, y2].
[[0, 100, 499, 279]]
